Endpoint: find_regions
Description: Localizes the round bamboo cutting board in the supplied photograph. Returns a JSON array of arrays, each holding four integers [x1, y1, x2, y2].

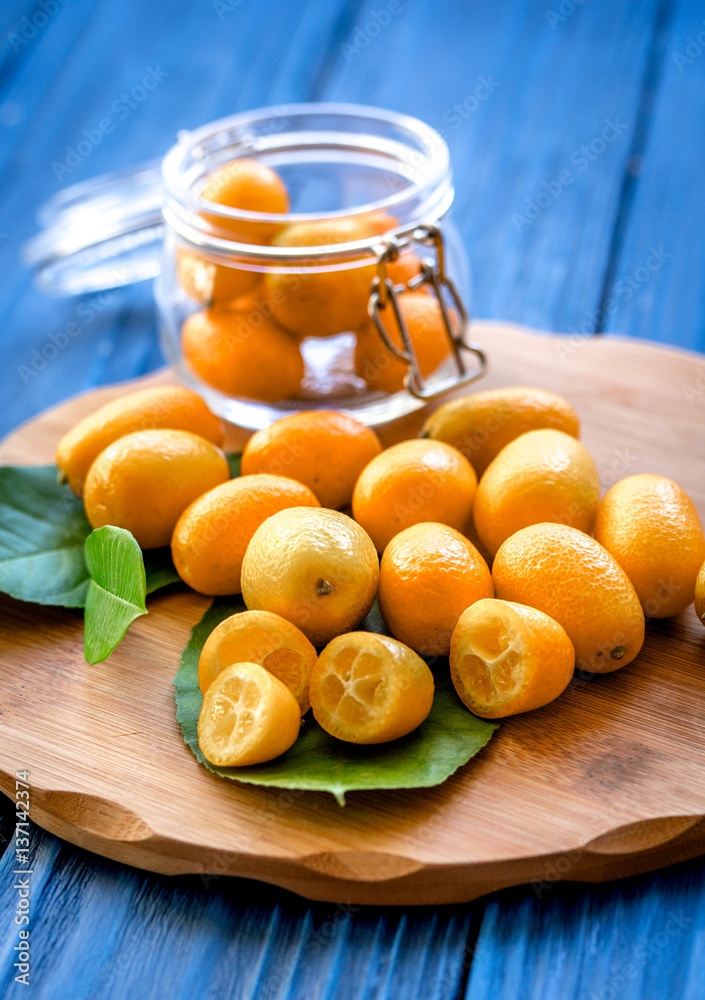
[[1, 321, 704, 906]]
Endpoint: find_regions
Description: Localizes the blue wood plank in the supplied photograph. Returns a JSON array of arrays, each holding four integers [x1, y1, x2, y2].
[[600, 0, 705, 350], [0, 823, 480, 999], [320, 0, 665, 335], [464, 860, 705, 1000], [0, 0, 365, 438]]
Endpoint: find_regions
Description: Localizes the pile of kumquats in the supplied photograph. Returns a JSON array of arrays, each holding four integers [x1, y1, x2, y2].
[[56, 380, 705, 769]]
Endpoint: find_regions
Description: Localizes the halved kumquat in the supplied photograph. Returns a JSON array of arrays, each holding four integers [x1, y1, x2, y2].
[[198, 610, 317, 713], [198, 661, 301, 767], [450, 598, 575, 719], [310, 632, 434, 744]]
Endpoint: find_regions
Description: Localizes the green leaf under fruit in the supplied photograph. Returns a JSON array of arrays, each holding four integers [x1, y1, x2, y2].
[[0, 465, 92, 606], [0, 465, 181, 609], [83, 526, 148, 664], [175, 598, 498, 805]]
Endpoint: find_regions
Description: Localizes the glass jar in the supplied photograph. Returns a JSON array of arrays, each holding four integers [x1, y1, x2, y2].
[[24, 103, 486, 429]]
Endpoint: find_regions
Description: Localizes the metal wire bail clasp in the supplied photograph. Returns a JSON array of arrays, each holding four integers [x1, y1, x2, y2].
[[368, 224, 486, 400]]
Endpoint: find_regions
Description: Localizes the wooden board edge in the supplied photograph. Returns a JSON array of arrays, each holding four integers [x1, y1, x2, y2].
[[6, 770, 704, 906]]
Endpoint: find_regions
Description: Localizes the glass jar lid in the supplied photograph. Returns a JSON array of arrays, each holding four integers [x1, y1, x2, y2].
[[23, 158, 164, 295]]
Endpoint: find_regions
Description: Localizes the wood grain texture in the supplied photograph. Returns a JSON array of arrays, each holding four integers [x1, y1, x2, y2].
[[1, 322, 704, 906]]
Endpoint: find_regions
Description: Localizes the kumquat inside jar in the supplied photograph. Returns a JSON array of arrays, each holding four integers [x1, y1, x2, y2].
[[157, 103, 485, 428]]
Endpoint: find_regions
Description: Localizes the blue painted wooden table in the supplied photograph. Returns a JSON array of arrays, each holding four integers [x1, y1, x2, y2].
[[1, 0, 704, 996]]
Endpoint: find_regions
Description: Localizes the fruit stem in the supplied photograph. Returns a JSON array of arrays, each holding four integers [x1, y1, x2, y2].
[[315, 579, 334, 596], [611, 646, 625, 660]]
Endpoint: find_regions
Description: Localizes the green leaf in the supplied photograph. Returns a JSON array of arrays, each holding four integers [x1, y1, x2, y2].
[[0, 465, 92, 606], [0, 465, 182, 609], [175, 597, 498, 805], [83, 526, 148, 664], [226, 452, 242, 478]]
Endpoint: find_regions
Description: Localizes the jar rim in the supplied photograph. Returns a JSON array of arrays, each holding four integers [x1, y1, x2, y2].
[[161, 102, 453, 262]]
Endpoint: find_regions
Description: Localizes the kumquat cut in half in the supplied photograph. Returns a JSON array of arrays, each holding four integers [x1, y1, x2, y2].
[[310, 632, 434, 744], [197, 661, 301, 767], [449, 599, 575, 719], [198, 610, 318, 713]]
